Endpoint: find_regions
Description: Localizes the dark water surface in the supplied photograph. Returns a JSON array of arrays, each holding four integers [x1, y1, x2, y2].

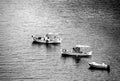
[[0, 0, 120, 81]]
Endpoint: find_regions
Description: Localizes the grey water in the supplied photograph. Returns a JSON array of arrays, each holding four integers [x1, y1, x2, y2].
[[0, 0, 120, 81]]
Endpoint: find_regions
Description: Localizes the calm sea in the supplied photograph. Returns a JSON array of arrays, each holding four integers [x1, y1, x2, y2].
[[0, 0, 120, 81]]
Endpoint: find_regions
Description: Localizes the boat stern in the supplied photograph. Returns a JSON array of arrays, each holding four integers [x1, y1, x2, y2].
[[87, 51, 93, 55]]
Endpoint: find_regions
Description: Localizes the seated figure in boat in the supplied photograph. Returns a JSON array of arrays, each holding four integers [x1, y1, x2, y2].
[[72, 47, 83, 53]]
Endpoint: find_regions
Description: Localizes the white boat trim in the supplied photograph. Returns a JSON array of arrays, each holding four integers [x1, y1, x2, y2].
[[75, 45, 90, 48]]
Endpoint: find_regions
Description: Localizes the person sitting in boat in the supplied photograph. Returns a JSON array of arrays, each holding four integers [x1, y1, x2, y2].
[[45, 34, 51, 40], [73, 47, 83, 53]]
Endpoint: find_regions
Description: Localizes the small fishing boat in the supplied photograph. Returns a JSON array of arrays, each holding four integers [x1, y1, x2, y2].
[[61, 45, 92, 57], [89, 62, 110, 70], [32, 33, 62, 44], [61, 49, 92, 57]]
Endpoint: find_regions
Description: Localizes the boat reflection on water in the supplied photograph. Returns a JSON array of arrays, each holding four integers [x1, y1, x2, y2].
[[61, 54, 82, 63], [32, 41, 60, 46], [32, 41, 61, 52], [88, 67, 110, 73]]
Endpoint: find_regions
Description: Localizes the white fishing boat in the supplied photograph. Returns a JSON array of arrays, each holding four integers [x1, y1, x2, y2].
[[32, 33, 62, 44], [61, 45, 92, 57], [89, 62, 110, 70], [61, 49, 92, 57]]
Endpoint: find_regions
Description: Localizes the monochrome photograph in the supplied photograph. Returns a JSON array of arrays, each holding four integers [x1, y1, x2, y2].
[[0, 0, 120, 81]]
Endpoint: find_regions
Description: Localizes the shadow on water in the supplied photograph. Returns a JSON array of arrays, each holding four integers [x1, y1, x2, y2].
[[61, 54, 92, 64], [31, 41, 61, 52], [88, 67, 110, 73], [61, 56, 81, 64]]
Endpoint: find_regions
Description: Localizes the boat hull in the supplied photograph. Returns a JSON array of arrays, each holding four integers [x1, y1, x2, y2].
[[34, 40, 61, 44], [61, 52, 75, 57], [61, 49, 92, 57], [32, 36, 61, 44], [89, 62, 110, 70]]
